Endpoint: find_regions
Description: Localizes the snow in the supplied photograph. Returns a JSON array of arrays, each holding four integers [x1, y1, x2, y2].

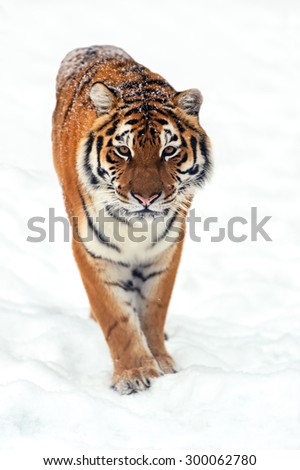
[[1, 0, 300, 450]]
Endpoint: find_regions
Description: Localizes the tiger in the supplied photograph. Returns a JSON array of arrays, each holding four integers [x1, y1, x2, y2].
[[52, 45, 211, 394]]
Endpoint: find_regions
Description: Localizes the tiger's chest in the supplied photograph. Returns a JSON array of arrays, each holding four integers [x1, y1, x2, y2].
[[77, 205, 178, 316], [78, 203, 178, 265]]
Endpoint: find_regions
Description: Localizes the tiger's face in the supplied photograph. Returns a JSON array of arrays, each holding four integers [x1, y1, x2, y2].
[[79, 83, 211, 219]]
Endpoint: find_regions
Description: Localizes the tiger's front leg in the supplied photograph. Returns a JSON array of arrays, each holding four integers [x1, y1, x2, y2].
[[73, 240, 161, 395], [139, 240, 184, 375]]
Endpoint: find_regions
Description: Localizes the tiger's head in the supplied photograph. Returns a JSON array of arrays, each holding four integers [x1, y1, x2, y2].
[[78, 80, 211, 219]]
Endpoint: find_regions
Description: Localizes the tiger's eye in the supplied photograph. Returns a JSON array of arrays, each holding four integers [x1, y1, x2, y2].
[[116, 146, 131, 159], [162, 146, 177, 159]]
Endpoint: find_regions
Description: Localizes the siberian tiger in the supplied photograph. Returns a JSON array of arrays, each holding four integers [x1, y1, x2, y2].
[[52, 45, 211, 394]]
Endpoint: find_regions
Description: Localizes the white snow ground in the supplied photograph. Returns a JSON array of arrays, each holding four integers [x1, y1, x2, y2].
[[0, 0, 300, 450]]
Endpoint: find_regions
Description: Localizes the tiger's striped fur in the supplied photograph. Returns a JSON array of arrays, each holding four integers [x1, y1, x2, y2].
[[52, 45, 211, 394]]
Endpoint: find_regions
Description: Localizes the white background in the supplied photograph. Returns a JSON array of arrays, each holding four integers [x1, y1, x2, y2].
[[0, 0, 299, 449]]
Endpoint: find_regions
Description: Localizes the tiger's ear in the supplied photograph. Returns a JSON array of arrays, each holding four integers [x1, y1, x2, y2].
[[174, 89, 203, 116], [90, 83, 117, 114]]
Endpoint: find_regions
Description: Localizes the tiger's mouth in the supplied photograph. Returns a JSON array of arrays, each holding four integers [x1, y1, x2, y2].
[[120, 205, 169, 219], [106, 200, 170, 220], [128, 207, 170, 218]]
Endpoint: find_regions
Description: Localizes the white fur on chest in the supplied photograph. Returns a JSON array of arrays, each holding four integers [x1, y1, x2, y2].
[[79, 203, 177, 264]]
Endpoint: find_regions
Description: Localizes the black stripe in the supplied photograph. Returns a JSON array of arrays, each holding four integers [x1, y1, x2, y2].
[[123, 97, 169, 104], [188, 163, 199, 175], [170, 116, 185, 133], [124, 90, 168, 99], [74, 211, 126, 264], [123, 107, 142, 117], [164, 187, 177, 201], [85, 132, 94, 154], [144, 79, 173, 88], [97, 166, 108, 178], [181, 136, 187, 147], [105, 120, 120, 136], [155, 118, 168, 125], [81, 244, 130, 266], [152, 213, 178, 244], [177, 164, 194, 174], [115, 130, 130, 141], [176, 153, 188, 166], [105, 204, 130, 225], [83, 133, 100, 186], [176, 137, 197, 174], [96, 136, 103, 155], [150, 127, 158, 138], [132, 269, 165, 282], [122, 98, 143, 105], [118, 79, 172, 91], [78, 191, 121, 253], [86, 211, 120, 252], [96, 136, 109, 178], [125, 119, 139, 125], [195, 137, 211, 185], [89, 174, 99, 185], [200, 138, 209, 163], [105, 281, 145, 299], [137, 128, 147, 138], [124, 106, 169, 118], [165, 108, 198, 133], [106, 153, 119, 164], [95, 113, 118, 132], [190, 135, 198, 169]]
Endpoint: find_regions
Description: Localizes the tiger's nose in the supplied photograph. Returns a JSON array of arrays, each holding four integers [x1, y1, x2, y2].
[[132, 192, 161, 207]]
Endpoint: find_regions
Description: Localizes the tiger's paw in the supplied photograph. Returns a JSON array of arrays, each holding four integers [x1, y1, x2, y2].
[[154, 353, 177, 374], [112, 363, 161, 395]]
